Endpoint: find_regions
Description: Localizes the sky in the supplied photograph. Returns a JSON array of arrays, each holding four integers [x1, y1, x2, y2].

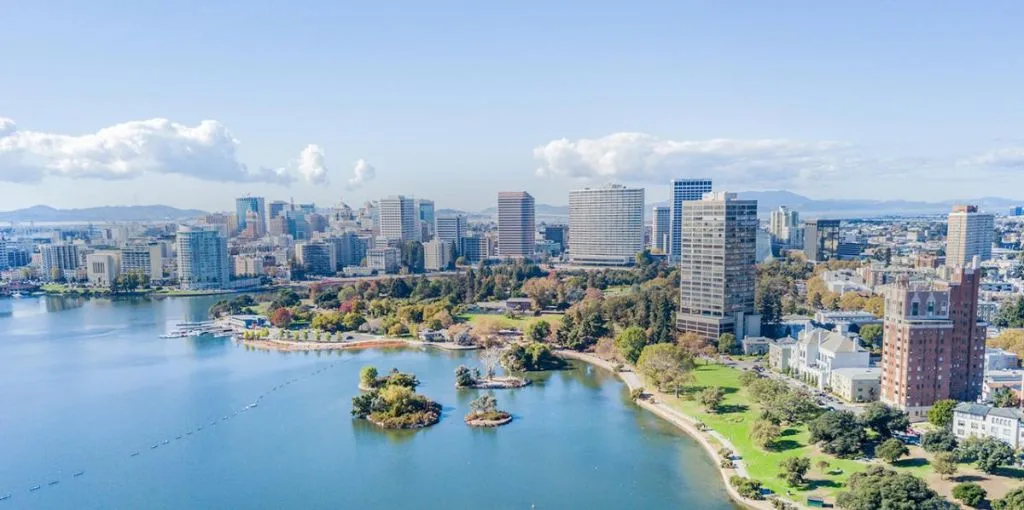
[[2, 1, 1024, 213]]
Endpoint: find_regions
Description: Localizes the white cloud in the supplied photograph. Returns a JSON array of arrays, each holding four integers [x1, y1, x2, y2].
[[346, 159, 376, 190], [296, 144, 328, 184], [0, 117, 325, 185], [961, 148, 1024, 169], [533, 132, 863, 188]]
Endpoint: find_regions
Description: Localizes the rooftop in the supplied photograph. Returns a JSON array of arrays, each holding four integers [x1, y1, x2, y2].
[[955, 402, 1024, 421], [831, 367, 881, 380]]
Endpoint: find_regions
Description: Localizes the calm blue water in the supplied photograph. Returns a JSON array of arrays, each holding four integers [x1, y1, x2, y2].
[[0, 295, 736, 509]]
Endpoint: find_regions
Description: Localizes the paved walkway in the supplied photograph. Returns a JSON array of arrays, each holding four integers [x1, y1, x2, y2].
[[555, 350, 795, 510]]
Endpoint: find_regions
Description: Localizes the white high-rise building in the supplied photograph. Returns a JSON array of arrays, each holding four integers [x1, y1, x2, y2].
[[670, 179, 712, 260], [651, 206, 670, 253], [175, 226, 229, 290], [378, 196, 420, 242], [946, 205, 994, 268], [769, 206, 803, 248], [436, 216, 466, 246], [40, 243, 80, 281], [568, 184, 644, 266], [120, 243, 163, 280], [424, 239, 453, 271]]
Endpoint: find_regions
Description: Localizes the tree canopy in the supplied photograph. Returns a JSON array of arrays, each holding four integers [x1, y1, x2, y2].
[[836, 466, 956, 510]]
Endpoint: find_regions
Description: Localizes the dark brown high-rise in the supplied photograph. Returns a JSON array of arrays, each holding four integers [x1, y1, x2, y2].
[[880, 267, 985, 421]]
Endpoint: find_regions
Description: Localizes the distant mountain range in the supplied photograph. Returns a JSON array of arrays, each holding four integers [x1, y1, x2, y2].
[[0, 205, 207, 223]]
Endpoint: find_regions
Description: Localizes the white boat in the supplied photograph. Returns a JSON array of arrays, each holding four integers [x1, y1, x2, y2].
[[11, 292, 22, 299]]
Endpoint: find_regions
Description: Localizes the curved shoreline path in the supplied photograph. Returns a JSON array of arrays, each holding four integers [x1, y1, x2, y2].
[[555, 350, 793, 510]]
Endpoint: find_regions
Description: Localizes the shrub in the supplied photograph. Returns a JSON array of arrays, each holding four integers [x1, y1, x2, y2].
[[729, 476, 763, 500], [952, 482, 987, 508]]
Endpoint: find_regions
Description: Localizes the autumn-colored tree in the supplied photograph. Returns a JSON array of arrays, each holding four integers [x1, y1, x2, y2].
[[270, 307, 293, 328]]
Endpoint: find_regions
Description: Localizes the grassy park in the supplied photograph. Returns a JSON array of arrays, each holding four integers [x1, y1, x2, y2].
[[461, 312, 563, 330]]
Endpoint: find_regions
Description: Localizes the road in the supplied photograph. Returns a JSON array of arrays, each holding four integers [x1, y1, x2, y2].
[[724, 356, 864, 416]]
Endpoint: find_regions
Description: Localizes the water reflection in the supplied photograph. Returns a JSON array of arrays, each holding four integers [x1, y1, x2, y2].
[[44, 295, 85, 313]]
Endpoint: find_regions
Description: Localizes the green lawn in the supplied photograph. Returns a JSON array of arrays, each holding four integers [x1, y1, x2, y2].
[[461, 312, 563, 330], [665, 364, 869, 501]]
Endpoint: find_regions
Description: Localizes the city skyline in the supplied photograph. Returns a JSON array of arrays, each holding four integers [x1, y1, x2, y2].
[[4, 3, 1024, 211]]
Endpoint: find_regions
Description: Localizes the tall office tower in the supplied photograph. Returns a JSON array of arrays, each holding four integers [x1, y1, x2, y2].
[[175, 226, 229, 290], [497, 191, 535, 258], [378, 195, 420, 242], [669, 178, 712, 260], [325, 232, 367, 270], [946, 205, 995, 268], [268, 200, 289, 220], [235, 196, 266, 234], [120, 243, 163, 280], [880, 267, 985, 421], [436, 215, 466, 247], [769, 206, 803, 248], [298, 203, 316, 214], [803, 219, 841, 262], [416, 199, 436, 241], [40, 243, 80, 281], [651, 206, 670, 253], [568, 184, 644, 266], [296, 241, 337, 276], [424, 239, 454, 271], [0, 237, 8, 270], [676, 192, 760, 340], [543, 224, 569, 253]]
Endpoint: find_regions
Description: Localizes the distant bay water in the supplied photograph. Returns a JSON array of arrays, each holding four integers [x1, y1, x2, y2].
[[0, 295, 737, 509]]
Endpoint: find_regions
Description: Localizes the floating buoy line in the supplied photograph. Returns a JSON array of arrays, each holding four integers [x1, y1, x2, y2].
[[2, 361, 343, 502]]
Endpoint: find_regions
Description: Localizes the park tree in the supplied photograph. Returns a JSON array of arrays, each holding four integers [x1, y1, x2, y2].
[[739, 370, 760, 387], [521, 277, 559, 309], [717, 333, 738, 355], [809, 410, 866, 458], [270, 307, 293, 328], [994, 387, 1021, 408], [932, 452, 958, 480], [921, 428, 958, 453], [359, 366, 379, 389], [859, 402, 909, 439], [956, 436, 1015, 474], [859, 323, 883, 351], [750, 419, 781, 449], [876, 438, 909, 464], [615, 326, 648, 364], [676, 332, 710, 358], [994, 487, 1024, 510], [836, 466, 955, 510], [928, 399, 957, 429], [526, 320, 551, 342], [952, 483, 987, 508], [778, 457, 810, 487], [454, 365, 476, 388], [636, 343, 695, 396], [699, 386, 726, 413], [479, 347, 504, 380]]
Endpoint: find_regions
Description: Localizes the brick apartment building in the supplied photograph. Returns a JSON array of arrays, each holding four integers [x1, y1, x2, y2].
[[880, 267, 986, 421]]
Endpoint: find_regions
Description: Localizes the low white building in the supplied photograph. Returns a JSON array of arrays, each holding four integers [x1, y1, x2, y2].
[[367, 247, 400, 274], [86, 251, 121, 287], [986, 348, 1019, 371], [982, 369, 1024, 402], [830, 367, 882, 403], [794, 327, 871, 389], [423, 239, 452, 272], [953, 402, 1024, 449], [768, 337, 797, 372]]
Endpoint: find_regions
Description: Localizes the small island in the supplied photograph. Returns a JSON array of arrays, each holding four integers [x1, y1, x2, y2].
[[358, 366, 420, 391], [352, 365, 441, 429], [464, 394, 512, 427]]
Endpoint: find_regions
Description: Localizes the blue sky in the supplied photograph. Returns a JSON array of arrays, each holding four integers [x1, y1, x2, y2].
[[2, 1, 1023, 212]]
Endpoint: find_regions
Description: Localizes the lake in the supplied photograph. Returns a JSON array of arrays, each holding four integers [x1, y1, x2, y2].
[[0, 295, 737, 509]]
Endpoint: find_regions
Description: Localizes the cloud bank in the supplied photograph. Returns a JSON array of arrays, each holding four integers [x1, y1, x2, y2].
[[0, 117, 327, 185], [533, 133, 860, 188], [346, 159, 376, 190]]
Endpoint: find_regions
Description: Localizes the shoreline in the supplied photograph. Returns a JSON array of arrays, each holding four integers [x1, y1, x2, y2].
[[554, 350, 789, 510], [239, 336, 480, 352]]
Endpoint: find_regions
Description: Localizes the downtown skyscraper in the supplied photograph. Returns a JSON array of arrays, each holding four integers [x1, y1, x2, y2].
[[497, 192, 535, 258], [676, 192, 760, 340], [568, 185, 644, 266], [378, 195, 420, 242], [669, 179, 712, 261]]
